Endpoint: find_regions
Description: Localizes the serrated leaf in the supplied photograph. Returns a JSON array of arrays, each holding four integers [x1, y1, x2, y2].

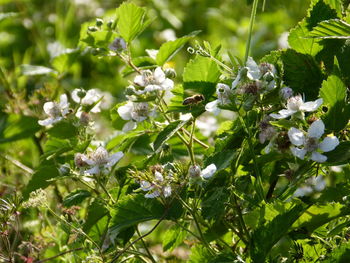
[[310, 19, 350, 39], [83, 199, 109, 233], [47, 120, 78, 139], [62, 189, 91, 207], [0, 114, 41, 144], [250, 201, 307, 263], [153, 120, 189, 153], [156, 31, 200, 65], [201, 187, 229, 220], [325, 141, 350, 165], [322, 242, 350, 263], [162, 225, 187, 252], [116, 3, 150, 43], [204, 150, 237, 171], [20, 64, 56, 76], [188, 245, 211, 263], [183, 55, 220, 84], [281, 49, 324, 100], [109, 194, 182, 236], [23, 164, 60, 199], [320, 75, 349, 131]]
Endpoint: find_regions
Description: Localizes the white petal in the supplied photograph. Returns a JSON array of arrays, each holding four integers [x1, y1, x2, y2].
[[154, 171, 164, 182], [154, 67, 166, 83], [140, 181, 153, 191], [145, 190, 160, 199], [134, 75, 146, 86], [117, 102, 133, 120], [90, 102, 102, 113], [144, 84, 161, 93], [311, 151, 327, 163], [81, 155, 95, 166], [106, 152, 124, 167], [38, 117, 56, 126], [307, 120, 324, 139], [288, 128, 305, 146], [313, 176, 326, 191], [294, 186, 313, 197], [299, 98, 323, 112], [246, 57, 261, 80], [201, 164, 217, 179], [290, 147, 307, 159], [319, 136, 339, 152], [270, 109, 295, 119], [160, 78, 174, 90], [231, 74, 241, 89], [43, 102, 56, 115], [85, 166, 100, 174], [163, 186, 172, 197], [122, 121, 137, 132], [59, 94, 69, 108], [205, 100, 220, 115], [145, 49, 158, 60], [71, 89, 82, 103]]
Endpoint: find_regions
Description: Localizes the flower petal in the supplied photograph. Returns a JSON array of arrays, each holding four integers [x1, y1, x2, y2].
[[160, 78, 174, 90], [299, 98, 323, 112], [311, 151, 327, 163], [106, 152, 124, 167], [117, 102, 133, 120], [154, 67, 166, 83], [288, 128, 305, 146], [270, 109, 295, 119], [43, 102, 56, 115], [163, 186, 172, 198], [134, 75, 146, 86], [205, 100, 220, 115], [307, 120, 324, 139], [145, 190, 160, 199], [290, 146, 307, 160], [85, 166, 100, 174], [246, 57, 261, 80], [319, 136, 339, 152], [201, 164, 217, 179], [122, 121, 137, 132], [71, 89, 82, 103], [38, 117, 57, 126]]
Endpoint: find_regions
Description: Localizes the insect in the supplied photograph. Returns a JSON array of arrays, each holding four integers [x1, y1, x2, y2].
[[182, 94, 205, 106]]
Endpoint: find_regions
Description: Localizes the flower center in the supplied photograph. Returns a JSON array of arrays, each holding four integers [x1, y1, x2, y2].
[[287, 96, 303, 111], [91, 148, 109, 165], [134, 103, 149, 117], [47, 103, 61, 117], [304, 137, 319, 152]]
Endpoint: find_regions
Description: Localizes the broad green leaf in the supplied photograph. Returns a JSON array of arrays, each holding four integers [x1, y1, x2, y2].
[[310, 19, 350, 39], [281, 49, 324, 100], [109, 194, 182, 235], [250, 201, 306, 263], [292, 203, 350, 233], [20, 64, 57, 76], [116, 3, 150, 43], [83, 199, 109, 233], [183, 55, 221, 84], [62, 189, 91, 207], [0, 113, 41, 144], [162, 224, 187, 252], [320, 75, 349, 131], [188, 245, 211, 263], [325, 141, 350, 165], [23, 164, 60, 199], [204, 150, 237, 171], [153, 120, 189, 153], [51, 49, 79, 73], [47, 120, 78, 139], [201, 187, 229, 220], [156, 31, 200, 65]]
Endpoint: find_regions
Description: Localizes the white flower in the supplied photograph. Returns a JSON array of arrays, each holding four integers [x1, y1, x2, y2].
[[205, 83, 233, 115], [288, 120, 339, 163], [294, 175, 325, 197], [38, 94, 70, 126], [188, 164, 217, 179], [80, 146, 124, 174], [117, 101, 154, 132], [270, 95, 323, 119], [140, 171, 172, 199], [133, 67, 174, 94], [72, 88, 112, 113], [232, 57, 261, 89]]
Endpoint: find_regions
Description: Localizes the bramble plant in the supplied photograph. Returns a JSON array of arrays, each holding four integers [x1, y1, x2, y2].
[[1, 0, 350, 262]]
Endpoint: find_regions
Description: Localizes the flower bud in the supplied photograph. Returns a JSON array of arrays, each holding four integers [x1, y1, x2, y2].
[[95, 18, 103, 27], [280, 87, 293, 100], [79, 112, 90, 126], [88, 26, 98, 32], [109, 37, 126, 51], [74, 153, 88, 168], [106, 20, 114, 29], [164, 68, 176, 79]]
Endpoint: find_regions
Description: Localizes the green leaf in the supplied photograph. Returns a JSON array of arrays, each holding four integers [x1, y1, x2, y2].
[[51, 49, 79, 73], [109, 194, 182, 236], [320, 75, 349, 131], [153, 120, 189, 153], [116, 2, 150, 43], [201, 187, 229, 220], [47, 120, 78, 139], [204, 150, 237, 171], [322, 242, 350, 263], [83, 199, 109, 233], [250, 201, 306, 263], [156, 31, 200, 65], [188, 245, 212, 263], [310, 19, 350, 39], [0, 113, 41, 144], [62, 189, 91, 207], [23, 164, 60, 199], [0, 12, 18, 22], [183, 55, 221, 84], [162, 224, 187, 252], [325, 141, 350, 165], [292, 203, 350, 233], [281, 49, 324, 100], [20, 64, 57, 76]]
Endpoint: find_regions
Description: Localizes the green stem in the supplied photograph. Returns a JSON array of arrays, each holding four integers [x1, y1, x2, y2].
[[94, 174, 116, 204], [244, 0, 259, 63], [136, 227, 156, 263]]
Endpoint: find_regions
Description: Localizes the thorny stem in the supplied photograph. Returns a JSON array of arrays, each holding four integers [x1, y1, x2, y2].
[[244, 0, 259, 63]]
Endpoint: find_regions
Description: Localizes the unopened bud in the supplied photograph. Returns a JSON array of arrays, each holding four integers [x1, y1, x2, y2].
[[88, 26, 98, 32], [74, 153, 88, 168], [80, 112, 90, 126], [106, 20, 114, 29], [95, 18, 103, 27], [280, 87, 293, 100], [164, 68, 176, 79], [125, 85, 136, 96], [77, 89, 86, 99], [109, 37, 126, 51]]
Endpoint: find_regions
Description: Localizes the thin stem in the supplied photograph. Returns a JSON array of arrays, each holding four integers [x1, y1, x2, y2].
[[35, 247, 84, 263], [244, 0, 259, 63], [0, 154, 34, 175], [188, 119, 196, 165], [233, 195, 249, 240], [136, 227, 156, 263], [94, 174, 116, 204]]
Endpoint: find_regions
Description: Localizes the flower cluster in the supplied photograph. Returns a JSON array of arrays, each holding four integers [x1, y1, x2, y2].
[[38, 94, 70, 126], [74, 146, 124, 175], [189, 163, 217, 179], [23, 189, 48, 208]]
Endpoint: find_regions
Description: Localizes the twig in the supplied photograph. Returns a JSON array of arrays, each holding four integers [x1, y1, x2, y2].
[[0, 154, 34, 175], [34, 247, 83, 263]]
